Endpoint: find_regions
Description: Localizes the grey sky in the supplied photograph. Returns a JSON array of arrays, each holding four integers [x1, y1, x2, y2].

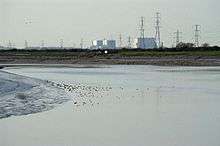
[[1, 0, 220, 48]]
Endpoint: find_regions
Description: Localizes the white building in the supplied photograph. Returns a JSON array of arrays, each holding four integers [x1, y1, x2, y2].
[[92, 40, 104, 49], [91, 39, 116, 49], [134, 38, 157, 49], [103, 40, 116, 49]]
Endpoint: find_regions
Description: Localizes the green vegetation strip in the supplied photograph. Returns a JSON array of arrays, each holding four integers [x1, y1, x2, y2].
[[119, 50, 220, 57]]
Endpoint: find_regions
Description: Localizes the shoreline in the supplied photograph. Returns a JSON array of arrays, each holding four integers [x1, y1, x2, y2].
[[0, 56, 220, 67], [0, 64, 107, 69], [1, 49, 220, 66]]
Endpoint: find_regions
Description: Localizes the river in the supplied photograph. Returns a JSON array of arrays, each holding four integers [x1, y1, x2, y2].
[[0, 65, 220, 146]]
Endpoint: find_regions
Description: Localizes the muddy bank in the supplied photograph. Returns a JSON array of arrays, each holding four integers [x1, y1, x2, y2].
[[0, 57, 220, 66], [1, 50, 220, 66]]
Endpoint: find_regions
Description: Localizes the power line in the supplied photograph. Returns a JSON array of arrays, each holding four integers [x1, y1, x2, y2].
[[140, 16, 145, 39], [12, 43, 16, 48], [139, 16, 145, 49], [24, 40, 28, 49], [155, 12, 161, 48], [174, 30, 182, 47], [194, 25, 201, 47], [128, 36, 132, 48], [60, 39, 64, 48], [8, 40, 12, 48], [41, 40, 45, 48], [80, 38, 84, 49], [119, 34, 122, 48]]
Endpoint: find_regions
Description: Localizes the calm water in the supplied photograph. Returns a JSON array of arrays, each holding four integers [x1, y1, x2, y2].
[[0, 65, 220, 146]]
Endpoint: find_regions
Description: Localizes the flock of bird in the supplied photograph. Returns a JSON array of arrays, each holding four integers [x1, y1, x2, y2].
[[46, 80, 161, 110], [48, 80, 113, 108]]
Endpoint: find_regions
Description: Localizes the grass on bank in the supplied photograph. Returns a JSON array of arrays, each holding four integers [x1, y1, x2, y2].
[[1, 47, 220, 58], [118, 50, 220, 57]]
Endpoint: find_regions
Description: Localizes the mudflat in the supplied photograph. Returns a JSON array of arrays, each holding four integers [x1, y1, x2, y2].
[[1, 49, 220, 66]]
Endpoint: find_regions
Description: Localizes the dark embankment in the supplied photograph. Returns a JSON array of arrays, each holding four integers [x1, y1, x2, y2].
[[0, 46, 220, 66]]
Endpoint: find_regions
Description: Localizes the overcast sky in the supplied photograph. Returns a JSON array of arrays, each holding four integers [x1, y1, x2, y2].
[[0, 0, 220, 48]]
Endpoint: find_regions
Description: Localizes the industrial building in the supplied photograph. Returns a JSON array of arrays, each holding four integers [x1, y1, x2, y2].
[[103, 40, 116, 49], [92, 40, 104, 49], [91, 39, 116, 49], [134, 38, 157, 49]]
